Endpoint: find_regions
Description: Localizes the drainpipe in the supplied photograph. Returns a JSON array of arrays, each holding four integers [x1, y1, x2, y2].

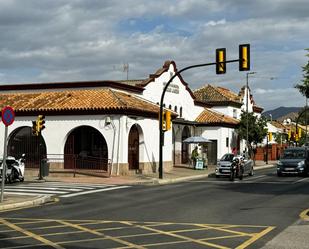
[[106, 117, 116, 176], [116, 116, 121, 176]]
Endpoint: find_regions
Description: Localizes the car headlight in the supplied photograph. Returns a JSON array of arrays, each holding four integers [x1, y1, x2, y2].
[[277, 161, 283, 166], [297, 161, 305, 168]]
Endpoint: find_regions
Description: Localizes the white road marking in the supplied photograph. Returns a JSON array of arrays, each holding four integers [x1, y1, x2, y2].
[[244, 175, 267, 181], [6, 186, 82, 192], [5, 188, 68, 194], [60, 185, 131, 198], [293, 178, 309, 184]]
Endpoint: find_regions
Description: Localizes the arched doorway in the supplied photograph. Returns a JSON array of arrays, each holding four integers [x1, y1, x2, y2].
[[181, 126, 191, 164], [7, 126, 46, 168], [128, 124, 140, 170], [64, 126, 108, 170]]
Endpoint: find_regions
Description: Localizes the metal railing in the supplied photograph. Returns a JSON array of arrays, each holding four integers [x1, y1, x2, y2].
[[26, 154, 112, 178]]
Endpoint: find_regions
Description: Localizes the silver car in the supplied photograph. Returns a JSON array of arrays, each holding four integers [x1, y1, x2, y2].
[[215, 153, 254, 177]]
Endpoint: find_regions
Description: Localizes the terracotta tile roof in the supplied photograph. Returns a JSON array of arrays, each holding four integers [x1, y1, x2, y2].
[[270, 121, 287, 130], [195, 108, 239, 125], [193, 84, 241, 104], [0, 89, 160, 115]]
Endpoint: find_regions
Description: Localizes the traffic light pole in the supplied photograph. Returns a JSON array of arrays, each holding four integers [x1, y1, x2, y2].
[[158, 59, 239, 179]]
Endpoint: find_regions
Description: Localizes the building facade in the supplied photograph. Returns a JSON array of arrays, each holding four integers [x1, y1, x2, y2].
[[0, 61, 263, 176]]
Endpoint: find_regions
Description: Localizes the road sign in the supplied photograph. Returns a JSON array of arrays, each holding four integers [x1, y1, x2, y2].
[[1, 106, 15, 126]]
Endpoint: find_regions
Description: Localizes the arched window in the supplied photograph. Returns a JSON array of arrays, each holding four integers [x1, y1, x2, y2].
[[169, 104, 172, 110], [180, 107, 183, 117], [174, 106, 178, 113]]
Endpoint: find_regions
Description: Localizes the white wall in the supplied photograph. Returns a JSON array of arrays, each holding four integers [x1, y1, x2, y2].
[[142, 64, 204, 121]]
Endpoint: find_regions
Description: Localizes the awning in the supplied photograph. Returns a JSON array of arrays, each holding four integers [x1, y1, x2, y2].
[[183, 136, 212, 144]]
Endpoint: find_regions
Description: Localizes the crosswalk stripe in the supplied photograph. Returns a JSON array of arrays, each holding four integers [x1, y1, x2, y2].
[[45, 182, 116, 188], [5, 186, 82, 192], [60, 186, 131, 198], [4, 192, 45, 196], [5, 188, 69, 194]]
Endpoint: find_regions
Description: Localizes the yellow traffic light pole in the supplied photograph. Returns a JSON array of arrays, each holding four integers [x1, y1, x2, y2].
[[158, 45, 250, 179]]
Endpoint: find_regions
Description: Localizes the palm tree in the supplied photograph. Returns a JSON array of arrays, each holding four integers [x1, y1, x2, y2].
[[295, 49, 309, 143]]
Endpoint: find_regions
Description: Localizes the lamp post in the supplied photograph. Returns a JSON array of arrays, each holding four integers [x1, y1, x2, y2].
[[246, 72, 256, 157]]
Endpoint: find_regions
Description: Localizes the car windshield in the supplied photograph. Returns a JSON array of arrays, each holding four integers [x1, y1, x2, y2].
[[282, 150, 306, 159], [220, 154, 234, 161]]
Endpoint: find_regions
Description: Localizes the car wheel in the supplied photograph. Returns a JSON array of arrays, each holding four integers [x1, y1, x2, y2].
[[249, 167, 254, 176], [277, 171, 282, 177], [215, 175, 219, 178]]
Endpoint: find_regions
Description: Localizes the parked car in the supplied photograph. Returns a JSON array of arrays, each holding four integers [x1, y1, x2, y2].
[[277, 147, 309, 176], [215, 153, 254, 178]]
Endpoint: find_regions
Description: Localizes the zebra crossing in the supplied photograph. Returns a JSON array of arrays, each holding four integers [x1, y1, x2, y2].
[[4, 182, 131, 198]]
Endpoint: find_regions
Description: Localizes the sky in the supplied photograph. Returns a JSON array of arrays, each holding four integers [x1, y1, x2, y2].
[[0, 0, 308, 111]]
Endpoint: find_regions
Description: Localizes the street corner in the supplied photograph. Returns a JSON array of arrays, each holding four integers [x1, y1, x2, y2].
[[299, 208, 309, 221], [0, 194, 58, 213]]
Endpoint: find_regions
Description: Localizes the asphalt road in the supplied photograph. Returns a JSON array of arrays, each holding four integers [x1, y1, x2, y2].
[[0, 167, 309, 249]]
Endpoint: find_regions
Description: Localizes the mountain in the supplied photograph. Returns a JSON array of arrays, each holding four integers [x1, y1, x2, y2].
[[262, 106, 302, 121]]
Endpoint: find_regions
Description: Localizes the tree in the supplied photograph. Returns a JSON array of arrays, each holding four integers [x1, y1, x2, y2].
[[295, 49, 309, 143], [236, 111, 268, 158], [295, 49, 309, 98]]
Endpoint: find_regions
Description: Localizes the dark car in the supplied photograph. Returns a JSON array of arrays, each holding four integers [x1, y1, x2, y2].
[[277, 147, 309, 176]]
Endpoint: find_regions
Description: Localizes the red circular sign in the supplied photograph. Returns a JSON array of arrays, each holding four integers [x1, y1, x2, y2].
[[2, 106, 15, 126]]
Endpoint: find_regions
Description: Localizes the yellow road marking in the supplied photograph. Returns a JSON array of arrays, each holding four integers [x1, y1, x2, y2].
[[0, 218, 275, 249], [299, 208, 309, 221], [197, 223, 254, 237], [57, 220, 146, 249], [203, 234, 248, 241], [121, 221, 230, 249], [236, 226, 275, 249], [0, 218, 65, 249]]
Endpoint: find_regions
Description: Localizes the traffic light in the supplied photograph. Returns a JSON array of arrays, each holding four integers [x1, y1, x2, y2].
[[288, 130, 291, 140], [268, 132, 272, 141], [216, 48, 226, 74], [32, 121, 38, 136], [161, 111, 167, 131], [298, 128, 302, 138], [37, 115, 45, 133], [239, 44, 250, 71], [165, 111, 171, 131]]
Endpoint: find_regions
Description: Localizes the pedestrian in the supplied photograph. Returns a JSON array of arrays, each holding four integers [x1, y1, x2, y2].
[[191, 146, 199, 167]]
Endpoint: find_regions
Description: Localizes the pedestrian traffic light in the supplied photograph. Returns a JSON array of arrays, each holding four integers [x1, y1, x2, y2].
[[32, 121, 38, 136], [216, 48, 226, 74], [37, 115, 45, 133], [239, 44, 250, 71]]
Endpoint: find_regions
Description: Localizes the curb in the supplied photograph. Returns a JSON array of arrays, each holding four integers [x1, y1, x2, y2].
[[0, 194, 55, 211], [128, 164, 276, 186]]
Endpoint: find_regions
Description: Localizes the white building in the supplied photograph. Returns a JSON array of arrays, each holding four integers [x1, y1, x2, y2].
[[0, 61, 263, 176]]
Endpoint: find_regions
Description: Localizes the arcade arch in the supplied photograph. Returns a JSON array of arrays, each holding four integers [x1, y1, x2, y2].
[[7, 126, 46, 168], [64, 125, 108, 170]]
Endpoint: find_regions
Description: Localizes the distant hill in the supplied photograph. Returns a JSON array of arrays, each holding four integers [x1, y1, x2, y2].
[[262, 107, 302, 121]]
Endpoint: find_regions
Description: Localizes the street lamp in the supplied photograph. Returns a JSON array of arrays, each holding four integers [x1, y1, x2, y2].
[[246, 72, 256, 157]]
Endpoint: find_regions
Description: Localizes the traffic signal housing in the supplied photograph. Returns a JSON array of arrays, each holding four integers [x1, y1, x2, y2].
[[37, 115, 45, 133], [161, 110, 172, 132], [165, 111, 171, 131], [32, 121, 38, 136], [239, 44, 250, 71], [216, 48, 226, 74]]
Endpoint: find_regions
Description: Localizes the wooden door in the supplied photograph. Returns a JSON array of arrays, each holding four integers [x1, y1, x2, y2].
[[128, 125, 139, 170]]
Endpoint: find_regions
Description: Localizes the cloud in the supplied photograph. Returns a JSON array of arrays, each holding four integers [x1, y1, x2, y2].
[[0, 0, 308, 111]]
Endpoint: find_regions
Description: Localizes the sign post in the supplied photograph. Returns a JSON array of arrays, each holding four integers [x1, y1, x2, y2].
[[0, 106, 15, 203]]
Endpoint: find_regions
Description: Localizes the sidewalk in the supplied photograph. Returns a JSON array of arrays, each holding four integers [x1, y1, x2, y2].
[[0, 161, 276, 211]]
